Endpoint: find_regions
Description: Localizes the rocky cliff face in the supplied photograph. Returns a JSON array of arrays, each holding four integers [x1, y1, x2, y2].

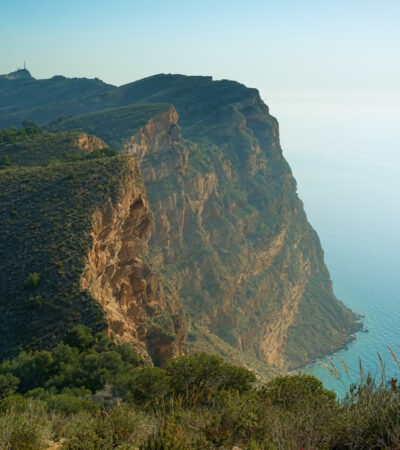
[[120, 80, 359, 370], [81, 161, 184, 365], [123, 107, 181, 160]]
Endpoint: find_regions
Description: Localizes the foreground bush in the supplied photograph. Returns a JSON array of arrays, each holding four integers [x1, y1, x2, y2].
[[166, 353, 256, 401], [63, 406, 155, 449], [0, 401, 50, 450]]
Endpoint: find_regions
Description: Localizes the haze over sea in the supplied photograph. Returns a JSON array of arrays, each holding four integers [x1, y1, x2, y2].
[[267, 94, 400, 397]]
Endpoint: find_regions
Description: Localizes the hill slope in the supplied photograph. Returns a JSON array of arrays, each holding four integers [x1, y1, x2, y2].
[[0, 129, 184, 364]]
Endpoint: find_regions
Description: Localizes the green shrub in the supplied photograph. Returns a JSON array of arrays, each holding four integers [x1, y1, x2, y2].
[[0, 155, 12, 169], [143, 417, 209, 450], [63, 412, 112, 450], [28, 295, 44, 306], [0, 394, 30, 413], [0, 403, 50, 450], [114, 343, 142, 367], [64, 406, 154, 449], [259, 374, 336, 408], [116, 367, 171, 405], [46, 393, 98, 415], [0, 326, 145, 398], [0, 373, 19, 400], [63, 325, 94, 350], [23, 272, 41, 290], [1, 350, 54, 392], [333, 377, 400, 449], [166, 353, 256, 399]]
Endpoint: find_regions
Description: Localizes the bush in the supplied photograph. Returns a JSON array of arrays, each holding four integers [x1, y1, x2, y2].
[[23, 272, 40, 290], [114, 343, 142, 367], [166, 353, 256, 399], [259, 374, 336, 408], [143, 416, 209, 450], [63, 325, 94, 350], [46, 393, 99, 415], [1, 350, 54, 392], [64, 406, 154, 449], [0, 373, 19, 400], [0, 155, 12, 169], [0, 404, 50, 450], [0, 394, 30, 413], [63, 412, 112, 450], [0, 326, 145, 398], [116, 367, 171, 405]]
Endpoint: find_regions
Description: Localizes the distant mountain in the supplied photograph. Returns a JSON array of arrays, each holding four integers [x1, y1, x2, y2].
[[0, 71, 113, 128], [0, 71, 360, 373]]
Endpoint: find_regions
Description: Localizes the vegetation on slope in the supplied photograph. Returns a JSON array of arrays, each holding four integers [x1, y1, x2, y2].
[[0, 72, 114, 129], [0, 123, 117, 168], [0, 325, 399, 449], [0, 129, 144, 359]]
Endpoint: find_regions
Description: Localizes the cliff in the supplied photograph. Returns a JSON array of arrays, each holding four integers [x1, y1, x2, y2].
[[0, 131, 184, 364], [0, 72, 360, 372], [115, 76, 359, 370], [80, 170, 184, 365]]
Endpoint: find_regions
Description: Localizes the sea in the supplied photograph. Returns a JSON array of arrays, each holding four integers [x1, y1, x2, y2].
[[266, 94, 400, 398]]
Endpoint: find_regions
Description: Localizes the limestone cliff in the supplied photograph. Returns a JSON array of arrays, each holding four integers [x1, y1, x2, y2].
[[122, 107, 181, 160], [119, 77, 359, 370], [81, 161, 184, 364]]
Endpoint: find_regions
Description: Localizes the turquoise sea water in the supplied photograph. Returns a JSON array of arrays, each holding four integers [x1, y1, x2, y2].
[[268, 96, 400, 397]]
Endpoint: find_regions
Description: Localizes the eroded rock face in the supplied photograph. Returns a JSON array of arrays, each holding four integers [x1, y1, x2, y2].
[[122, 89, 358, 371], [77, 133, 107, 152], [123, 107, 181, 162], [81, 158, 184, 365]]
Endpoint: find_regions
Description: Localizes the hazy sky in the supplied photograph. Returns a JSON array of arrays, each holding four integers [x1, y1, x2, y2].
[[1, 0, 399, 101]]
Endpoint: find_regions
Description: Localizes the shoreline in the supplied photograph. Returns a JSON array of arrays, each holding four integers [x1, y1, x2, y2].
[[290, 317, 365, 375]]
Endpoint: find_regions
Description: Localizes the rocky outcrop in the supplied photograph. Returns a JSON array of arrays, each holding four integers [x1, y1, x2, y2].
[[123, 106, 181, 162], [77, 133, 107, 152], [81, 158, 184, 365]]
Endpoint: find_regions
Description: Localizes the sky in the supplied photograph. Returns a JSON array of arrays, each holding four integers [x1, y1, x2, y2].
[[1, 0, 400, 103]]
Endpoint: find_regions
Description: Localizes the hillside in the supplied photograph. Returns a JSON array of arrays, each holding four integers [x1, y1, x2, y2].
[[0, 70, 360, 371], [0, 70, 113, 129], [0, 129, 184, 364]]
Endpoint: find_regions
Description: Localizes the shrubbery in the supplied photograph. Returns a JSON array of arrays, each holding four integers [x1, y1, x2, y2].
[[0, 326, 399, 448], [0, 121, 43, 145], [166, 352, 256, 400]]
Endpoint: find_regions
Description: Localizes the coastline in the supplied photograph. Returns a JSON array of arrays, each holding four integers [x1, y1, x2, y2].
[[290, 317, 365, 375]]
